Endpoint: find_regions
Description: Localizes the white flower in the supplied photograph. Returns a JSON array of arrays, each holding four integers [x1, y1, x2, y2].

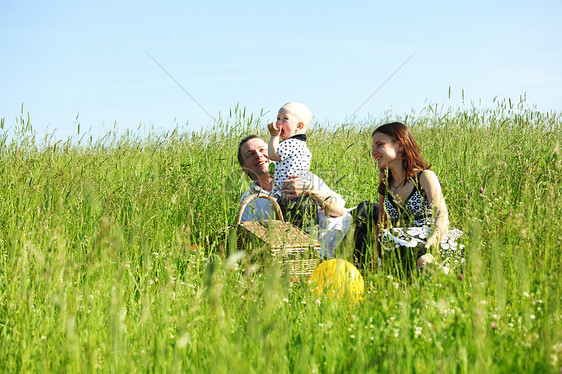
[[283, 298, 289, 303]]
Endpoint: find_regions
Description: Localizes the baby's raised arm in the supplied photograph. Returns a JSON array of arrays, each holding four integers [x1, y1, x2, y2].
[[267, 122, 281, 161]]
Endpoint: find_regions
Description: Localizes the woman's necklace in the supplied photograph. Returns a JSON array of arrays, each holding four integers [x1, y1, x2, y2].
[[392, 178, 407, 194]]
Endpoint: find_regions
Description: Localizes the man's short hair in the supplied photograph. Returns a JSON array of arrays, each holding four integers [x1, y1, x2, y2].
[[237, 135, 261, 167]]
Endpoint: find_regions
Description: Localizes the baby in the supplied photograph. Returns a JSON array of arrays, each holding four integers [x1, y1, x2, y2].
[[267, 102, 316, 227]]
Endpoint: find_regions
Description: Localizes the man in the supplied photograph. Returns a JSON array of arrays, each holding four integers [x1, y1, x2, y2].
[[237, 135, 352, 258]]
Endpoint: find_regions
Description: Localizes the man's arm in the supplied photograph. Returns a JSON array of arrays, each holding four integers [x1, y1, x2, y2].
[[283, 174, 345, 217], [308, 186, 345, 218]]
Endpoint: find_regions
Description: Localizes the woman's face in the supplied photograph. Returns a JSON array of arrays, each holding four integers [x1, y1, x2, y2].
[[371, 132, 402, 170]]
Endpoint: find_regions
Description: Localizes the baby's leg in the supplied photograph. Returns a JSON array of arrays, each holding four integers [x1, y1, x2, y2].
[[277, 195, 317, 228]]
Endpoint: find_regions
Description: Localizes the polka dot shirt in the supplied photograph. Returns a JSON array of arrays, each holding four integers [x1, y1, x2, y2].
[[274, 134, 312, 193]]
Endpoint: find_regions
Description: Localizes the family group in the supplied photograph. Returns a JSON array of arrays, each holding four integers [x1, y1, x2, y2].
[[237, 102, 464, 274]]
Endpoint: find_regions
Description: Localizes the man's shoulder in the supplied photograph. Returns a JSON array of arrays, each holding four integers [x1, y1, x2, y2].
[[239, 185, 276, 223], [239, 184, 275, 202], [240, 187, 253, 203]]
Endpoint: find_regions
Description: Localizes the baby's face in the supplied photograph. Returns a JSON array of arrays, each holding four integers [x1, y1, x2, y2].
[[276, 106, 304, 140]]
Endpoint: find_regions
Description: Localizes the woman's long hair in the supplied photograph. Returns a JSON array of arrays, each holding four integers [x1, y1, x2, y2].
[[373, 122, 430, 195]]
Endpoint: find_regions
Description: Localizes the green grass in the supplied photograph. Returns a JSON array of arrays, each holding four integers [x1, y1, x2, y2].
[[0, 101, 561, 372]]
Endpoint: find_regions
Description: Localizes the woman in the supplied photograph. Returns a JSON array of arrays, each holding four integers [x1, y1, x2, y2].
[[372, 122, 463, 274]]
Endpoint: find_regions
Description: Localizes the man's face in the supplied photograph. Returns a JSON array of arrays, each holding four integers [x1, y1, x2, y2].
[[241, 137, 270, 179]]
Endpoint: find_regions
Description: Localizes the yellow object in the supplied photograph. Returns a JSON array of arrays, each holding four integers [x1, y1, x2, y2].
[[310, 259, 364, 302]]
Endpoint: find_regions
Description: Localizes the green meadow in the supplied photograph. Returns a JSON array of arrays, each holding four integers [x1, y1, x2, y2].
[[1, 100, 561, 372]]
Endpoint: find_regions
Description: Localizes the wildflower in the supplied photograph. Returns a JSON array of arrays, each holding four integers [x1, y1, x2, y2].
[[315, 299, 321, 306], [301, 300, 307, 305], [414, 326, 422, 337], [491, 322, 497, 329], [282, 298, 289, 303], [523, 292, 530, 298], [530, 314, 536, 320], [350, 335, 355, 339], [479, 187, 484, 193]]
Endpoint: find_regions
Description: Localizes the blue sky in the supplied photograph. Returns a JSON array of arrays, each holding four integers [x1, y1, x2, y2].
[[1, 0, 561, 141]]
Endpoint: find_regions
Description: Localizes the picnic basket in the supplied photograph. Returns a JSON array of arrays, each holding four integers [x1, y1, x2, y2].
[[234, 192, 321, 279]]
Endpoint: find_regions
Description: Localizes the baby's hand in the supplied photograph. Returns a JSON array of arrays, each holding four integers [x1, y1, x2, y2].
[[268, 122, 281, 136]]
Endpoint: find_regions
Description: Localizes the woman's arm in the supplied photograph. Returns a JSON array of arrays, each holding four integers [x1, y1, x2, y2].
[[376, 193, 385, 236], [377, 170, 390, 234], [419, 170, 450, 249]]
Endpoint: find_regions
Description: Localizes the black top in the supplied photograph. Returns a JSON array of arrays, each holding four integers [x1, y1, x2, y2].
[[384, 171, 433, 227]]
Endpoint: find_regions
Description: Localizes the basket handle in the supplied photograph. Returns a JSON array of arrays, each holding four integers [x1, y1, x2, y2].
[[236, 191, 284, 224]]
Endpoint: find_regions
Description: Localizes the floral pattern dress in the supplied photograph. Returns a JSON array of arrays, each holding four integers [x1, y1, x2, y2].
[[379, 171, 465, 271]]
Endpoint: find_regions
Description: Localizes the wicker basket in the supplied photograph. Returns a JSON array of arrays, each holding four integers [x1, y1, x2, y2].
[[235, 192, 321, 279]]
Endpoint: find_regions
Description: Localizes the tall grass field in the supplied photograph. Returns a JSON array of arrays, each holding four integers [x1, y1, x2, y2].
[[1, 100, 561, 372]]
